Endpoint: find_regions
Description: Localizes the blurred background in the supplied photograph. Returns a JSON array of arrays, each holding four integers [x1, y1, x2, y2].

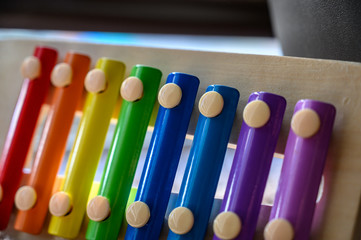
[[0, 0, 360, 61], [0, 0, 281, 56]]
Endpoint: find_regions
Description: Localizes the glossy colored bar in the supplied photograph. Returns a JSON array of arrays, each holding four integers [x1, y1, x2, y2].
[[265, 100, 336, 240], [167, 85, 239, 240], [86, 65, 162, 240], [14, 52, 91, 234], [125, 73, 200, 240], [0, 46, 57, 230], [213, 92, 286, 240], [48, 58, 125, 239]]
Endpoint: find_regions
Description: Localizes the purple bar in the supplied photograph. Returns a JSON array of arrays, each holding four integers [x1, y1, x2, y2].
[[268, 100, 336, 240], [213, 92, 286, 240]]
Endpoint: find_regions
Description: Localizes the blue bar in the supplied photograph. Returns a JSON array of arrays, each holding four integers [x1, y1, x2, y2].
[[125, 73, 200, 240], [167, 85, 239, 240]]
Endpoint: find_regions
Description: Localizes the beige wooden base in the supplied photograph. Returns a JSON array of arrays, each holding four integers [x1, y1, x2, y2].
[[0, 40, 360, 239]]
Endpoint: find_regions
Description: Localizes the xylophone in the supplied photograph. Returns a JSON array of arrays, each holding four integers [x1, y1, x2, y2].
[[0, 40, 360, 240]]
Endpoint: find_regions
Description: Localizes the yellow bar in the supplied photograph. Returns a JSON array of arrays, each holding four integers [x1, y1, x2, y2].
[[48, 58, 125, 239]]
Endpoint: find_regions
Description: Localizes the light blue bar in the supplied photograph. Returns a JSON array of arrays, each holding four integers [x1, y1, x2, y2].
[[167, 85, 239, 240]]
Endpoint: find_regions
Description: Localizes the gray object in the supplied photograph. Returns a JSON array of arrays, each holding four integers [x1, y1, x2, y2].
[[268, 0, 361, 62]]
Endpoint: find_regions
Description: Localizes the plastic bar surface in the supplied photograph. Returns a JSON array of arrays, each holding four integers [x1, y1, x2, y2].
[[86, 65, 162, 240], [213, 92, 286, 240], [14, 52, 90, 234], [267, 100, 336, 240], [0, 46, 57, 230], [48, 58, 125, 239], [125, 73, 200, 240], [167, 85, 239, 240]]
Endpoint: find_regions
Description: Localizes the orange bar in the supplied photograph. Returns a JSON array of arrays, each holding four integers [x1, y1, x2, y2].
[[14, 52, 91, 234]]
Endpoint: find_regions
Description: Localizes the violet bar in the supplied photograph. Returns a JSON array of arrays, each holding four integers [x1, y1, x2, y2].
[[264, 99, 336, 240], [213, 92, 286, 240]]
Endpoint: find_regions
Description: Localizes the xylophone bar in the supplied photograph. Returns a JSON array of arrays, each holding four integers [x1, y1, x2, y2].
[[14, 52, 91, 234], [264, 100, 336, 240], [167, 85, 239, 240], [86, 65, 162, 240], [213, 92, 286, 240], [48, 58, 125, 239], [0, 46, 57, 230], [125, 73, 199, 240]]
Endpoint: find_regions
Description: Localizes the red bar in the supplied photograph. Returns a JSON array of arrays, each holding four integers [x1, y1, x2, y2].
[[0, 46, 57, 230]]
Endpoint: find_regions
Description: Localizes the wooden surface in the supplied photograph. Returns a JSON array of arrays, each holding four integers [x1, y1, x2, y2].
[[0, 39, 360, 239]]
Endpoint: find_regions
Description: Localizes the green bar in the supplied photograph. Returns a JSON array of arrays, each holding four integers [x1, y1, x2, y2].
[[86, 65, 162, 240]]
